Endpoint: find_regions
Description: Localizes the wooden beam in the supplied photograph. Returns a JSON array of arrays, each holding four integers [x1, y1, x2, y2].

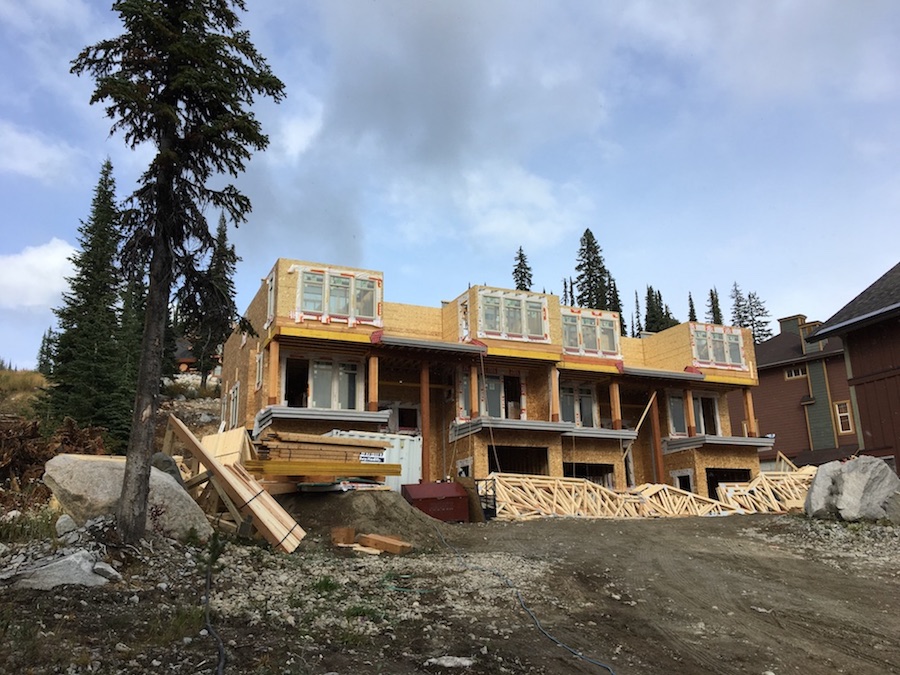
[[469, 364, 480, 417], [244, 459, 402, 476], [267, 338, 280, 406], [420, 361, 431, 482], [367, 355, 379, 412], [550, 366, 561, 422], [743, 388, 758, 437], [609, 380, 622, 430], [684, 388, 696, 437], [650, 392, 665, 484]]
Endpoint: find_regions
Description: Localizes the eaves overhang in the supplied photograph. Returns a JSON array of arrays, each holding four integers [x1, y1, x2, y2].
[[562, 427, 638, 441], [370, 331, 487, 355], [809, 302, 900, 341], [663, 434, 776, 454], [622, 366, 705, 382], [450, 417, 574, 442]]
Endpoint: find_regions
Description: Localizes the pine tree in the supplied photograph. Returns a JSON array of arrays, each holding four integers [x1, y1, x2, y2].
[[706, 287, 723, 324], [177, 213, 241, 389], [644, 286, 678, 332], [574, 229, 608, 309], [730, 282, 748, 327], [745, 292, 773, 344], [687, 293, 697, 322], [633, 290, 643, 337], [72, 0, 284, 543], [512, 246, 532, 291], [607, 276, 626, 335], [561, 278, 569, 305], [36, 329, 55, 377], [47, 159, 128, 445]]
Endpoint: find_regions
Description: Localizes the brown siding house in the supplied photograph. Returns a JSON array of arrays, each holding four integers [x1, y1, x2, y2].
[[809, 261, 900, 474]]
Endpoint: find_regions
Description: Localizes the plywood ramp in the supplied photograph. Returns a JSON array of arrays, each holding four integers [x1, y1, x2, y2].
[[169, 415, 306, 553]]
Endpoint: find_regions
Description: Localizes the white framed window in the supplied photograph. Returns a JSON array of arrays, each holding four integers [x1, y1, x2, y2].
[[560, 381, 597, 427], [834, 401, 854, 434], [667, 391, 719, 436], [309, 359, 362, 410], [457, 368, 472, 419], [291, 265, 383, 327], [785, 365, 807, 380], [229, 382, 240, 429], [561, 308, 620, 357], [480, 371, 525, 419], [691, 324, 746, 370], [255, 351, 264, 391], [476, 289, 549, 342]]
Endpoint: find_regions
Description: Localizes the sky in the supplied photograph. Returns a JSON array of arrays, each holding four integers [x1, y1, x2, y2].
[[2, 1, 899, 370]]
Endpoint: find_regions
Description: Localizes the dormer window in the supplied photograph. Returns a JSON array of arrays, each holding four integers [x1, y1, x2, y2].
[[691, 324, 746, 370], [291, 265, 383, 327], [561, 307, 620, 357], [475, 289, 549, 343]]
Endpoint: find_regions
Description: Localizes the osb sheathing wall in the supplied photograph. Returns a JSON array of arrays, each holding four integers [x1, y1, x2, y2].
[[458, 429, 565, 479], [560, 437, 627, 490], [382, 303, 443, 339], [664, 447, 760, 498]]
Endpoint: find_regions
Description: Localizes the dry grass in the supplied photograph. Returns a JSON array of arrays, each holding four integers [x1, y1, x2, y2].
[[0, 368, 45, 417]]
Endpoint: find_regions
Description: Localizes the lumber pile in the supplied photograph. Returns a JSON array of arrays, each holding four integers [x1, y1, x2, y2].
[[716, 466, 817, 513], [630, 483, 743, 517], [168, 415, 306, 553]]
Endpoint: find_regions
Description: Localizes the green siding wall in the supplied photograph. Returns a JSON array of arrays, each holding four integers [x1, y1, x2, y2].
[[806, 361, 836, 451]]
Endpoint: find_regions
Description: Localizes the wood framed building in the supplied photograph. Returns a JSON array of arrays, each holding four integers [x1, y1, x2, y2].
[[220, 259, 773, 497], [807, 261, 900, 474]]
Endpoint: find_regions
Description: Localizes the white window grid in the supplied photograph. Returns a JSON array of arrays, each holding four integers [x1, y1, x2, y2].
[[476, 289, 549, 343], [560, 307, 620, 357], [289, 265, 383, 327], [690, 324, 747, 370]]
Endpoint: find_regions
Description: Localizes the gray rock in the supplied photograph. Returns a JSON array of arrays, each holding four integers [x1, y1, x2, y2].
[[805, 456, 900, 522], [835, 456, 900, 521], [13, 550, 108, 590], [55, 514, 78, 537], [1, 510, 22, 522], [151, 452, 185, 487], [93, 561, 122, 582], [43, 454, 213, 542], [804, 461, 842, 518], [884, 491, 900, 525]]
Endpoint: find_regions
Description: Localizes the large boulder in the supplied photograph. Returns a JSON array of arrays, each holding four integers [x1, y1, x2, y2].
[[43, 454, 213, 541], [804, 455, 900, 522], [12, 550, 113, 590]]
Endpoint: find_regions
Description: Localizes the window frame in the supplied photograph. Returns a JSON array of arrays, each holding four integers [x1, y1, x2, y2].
[[476, 289, 549, 343], [834, 400, 854, 435], [559, 380, 598, 428], [560, 307, 621, 358], [229, 381, 240, 429], [307, 357, 364, 411], [784, 365, 807, 380], [690, 324, 747, 370], [291, 265, 383, 327]]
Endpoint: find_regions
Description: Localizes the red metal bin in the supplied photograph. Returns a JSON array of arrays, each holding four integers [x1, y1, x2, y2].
[[401, 481, 469, 523]]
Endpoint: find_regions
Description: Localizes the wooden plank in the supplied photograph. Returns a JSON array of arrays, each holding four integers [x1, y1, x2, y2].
[[201, 428, 250, 467], [169, 415, 306, 553], [260, 431, 392, 449], [243, 459, 402, 477], [357, 533, 413, 555]]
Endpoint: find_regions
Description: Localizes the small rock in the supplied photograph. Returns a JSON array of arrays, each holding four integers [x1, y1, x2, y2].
[[115, 643, 130, 653], [55, 514, 78, 537], [1, 510, 22, 522], [93, 562, 122, 582]]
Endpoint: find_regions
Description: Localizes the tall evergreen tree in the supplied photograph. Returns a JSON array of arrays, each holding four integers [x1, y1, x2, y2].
[[177, 213, 241, 388], [745, 291, 773, 344], [730, 282, 749, 327], [512, 246, 533, 291], [644, 286, 678, 332], [72, 0, 285, 543], [706, 287, 723, 324], [633, 290, 643, 337], [687, 292, 697, 322], [607, 276, 626, 335], [574, 229, 608, 309], [46, 159, 129, 445], [36, 328, 55, 377]]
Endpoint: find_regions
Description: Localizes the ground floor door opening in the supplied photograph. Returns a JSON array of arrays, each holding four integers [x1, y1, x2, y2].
[[563, 462, 615, 490], [488, 445, 548, 476], [705, 468, 751, 499]]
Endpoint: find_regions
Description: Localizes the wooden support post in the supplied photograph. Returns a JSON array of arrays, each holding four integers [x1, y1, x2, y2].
[[550, 366, 561, 422], [684, 388, 696, 437], [420, 361, 431, 482], [267, 339, 280, 406], [469, 363, 479, 418], [367, 355, 379, 412], [743, 388, 758, 437], [610, 381, 622, 430], [650, 392, 665, 484]]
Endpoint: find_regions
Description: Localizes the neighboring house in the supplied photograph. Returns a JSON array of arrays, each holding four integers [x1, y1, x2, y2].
[[220, 259, 773, 498], [726, 315, 858, 470], [807, 261, 900, 474]]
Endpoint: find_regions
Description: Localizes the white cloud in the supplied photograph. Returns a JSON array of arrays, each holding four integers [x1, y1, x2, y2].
[[269, 94, 324, 163], [0, 238, 75, 310], [0, 120, 80, 182]]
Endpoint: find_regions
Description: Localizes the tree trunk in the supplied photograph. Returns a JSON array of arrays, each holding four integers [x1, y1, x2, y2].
[[116, 229, 173, 543]]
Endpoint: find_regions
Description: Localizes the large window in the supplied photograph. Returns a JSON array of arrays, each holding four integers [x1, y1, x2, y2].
[[692, 325, 745, 369], [477, 290, 548, 342], [292, 265, 383, 326], [668, 392, 719, 436], [561, 308, 620, 357], [285, 357, 364, 411], [481, 373, 524, 419], [560, 382, 596, 427]]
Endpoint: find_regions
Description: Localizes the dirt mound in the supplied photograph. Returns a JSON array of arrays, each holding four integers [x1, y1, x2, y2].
[[278, 489, 451, 550]]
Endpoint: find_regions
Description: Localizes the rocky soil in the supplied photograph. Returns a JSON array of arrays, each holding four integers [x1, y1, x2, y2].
[[2, 499, 899, 675]]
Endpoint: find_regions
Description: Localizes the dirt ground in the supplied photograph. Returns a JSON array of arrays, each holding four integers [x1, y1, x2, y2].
[[2, 490, 899, 675]]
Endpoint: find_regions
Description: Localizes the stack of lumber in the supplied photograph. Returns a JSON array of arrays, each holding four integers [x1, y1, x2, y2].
[[248, 430, 401, 484], [484, 473, 648, 520], [630, 483, 743, 517], [168, 416, 306, 553], [716, 466, 817, 513]]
